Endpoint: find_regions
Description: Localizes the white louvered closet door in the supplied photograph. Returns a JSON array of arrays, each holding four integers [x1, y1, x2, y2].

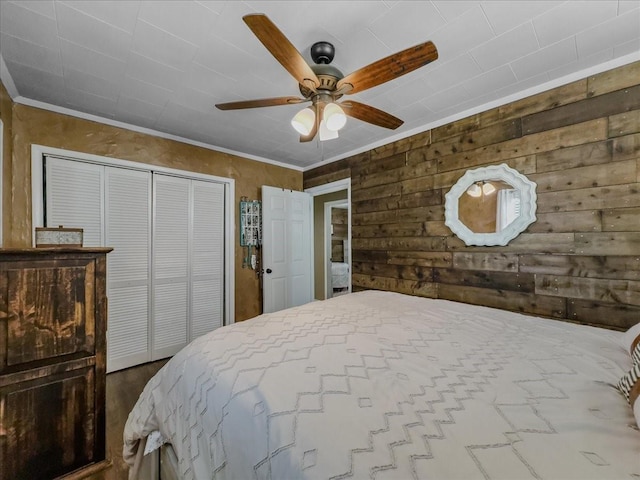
[[191, 181, 225, 337], [45, 157, 104, 246], [44, 157, 227, 371], [105, 168, 151, 371], [153, 174, 190, 360], [152, 174, 225, 359]]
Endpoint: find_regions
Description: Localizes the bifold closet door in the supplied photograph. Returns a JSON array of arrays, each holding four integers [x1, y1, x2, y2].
[[44, 158, 226, 370], [105, 168, 151, 371], [44, 157, 152, 372], [152, 174, 190, 360], [151, 175, 225, 360], [191, 181, 225, 338]]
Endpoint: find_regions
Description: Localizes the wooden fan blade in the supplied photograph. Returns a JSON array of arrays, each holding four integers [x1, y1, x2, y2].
[[341, 101, 403, 129], [243, 14, 320, 92], [336, 41, 438, 95], [216, 96, 307, 110]]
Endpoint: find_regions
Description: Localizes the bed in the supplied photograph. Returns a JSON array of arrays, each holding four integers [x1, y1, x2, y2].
[[331, 261, 350, 290], [124, 290, 640, 479]]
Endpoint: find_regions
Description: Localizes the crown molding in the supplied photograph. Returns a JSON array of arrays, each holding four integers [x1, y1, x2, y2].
[[14, 96, 304, 171]]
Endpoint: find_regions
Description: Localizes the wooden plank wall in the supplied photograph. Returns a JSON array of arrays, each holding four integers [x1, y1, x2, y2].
[[304, 61, 640, 331], [331, 208, 348, 261]]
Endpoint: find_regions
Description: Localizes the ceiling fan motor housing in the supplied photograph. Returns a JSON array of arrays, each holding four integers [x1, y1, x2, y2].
[[300, 42, 344, 99], [311, 41, 335, 64], [299, 64, 344, 99]]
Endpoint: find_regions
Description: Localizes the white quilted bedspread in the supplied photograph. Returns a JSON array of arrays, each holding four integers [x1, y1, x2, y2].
[[124, 291, 640, 479]]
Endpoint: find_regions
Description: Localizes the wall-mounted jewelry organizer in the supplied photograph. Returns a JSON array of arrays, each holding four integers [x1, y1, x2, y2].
[[239, 198, 261, 270]]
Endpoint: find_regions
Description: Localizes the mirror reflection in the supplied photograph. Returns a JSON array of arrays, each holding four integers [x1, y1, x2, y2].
[[329, 204, 350, 298], [444, 163, 537, 246], [458, 181, 521, 233]]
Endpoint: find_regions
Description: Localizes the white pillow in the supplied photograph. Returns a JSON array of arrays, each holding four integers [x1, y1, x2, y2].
[[621, 323, 640, 355]]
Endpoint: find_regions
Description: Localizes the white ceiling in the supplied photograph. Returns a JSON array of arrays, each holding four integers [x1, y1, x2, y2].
[[1, 1, 639, 170]]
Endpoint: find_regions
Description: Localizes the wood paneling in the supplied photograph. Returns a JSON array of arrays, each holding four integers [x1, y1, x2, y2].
[[304, 60, 640, 330], [519, 254, 640, 280], [602, 207, 640, 231], [528, 210, 601, 233], [587, 61, 640, 96], [452, 252, 519, 272], [568, 299, 640, 330], [522, 85, 640, 135], [609, 110, 640, 138], [530, 160, 635, 192], [535, 274, 640, 307], [535, 140, 612, 173]]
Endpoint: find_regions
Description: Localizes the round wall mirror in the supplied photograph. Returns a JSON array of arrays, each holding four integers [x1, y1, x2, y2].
[[444, 164, 537, 246]]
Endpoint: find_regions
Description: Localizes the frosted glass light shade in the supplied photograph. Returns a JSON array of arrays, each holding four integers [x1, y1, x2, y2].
[[323, 102, 346, 131], [319, 120, 339, 141], [291, 107, 315, 135], [466, 183, 482, 197], [482, 182, 496, 195]]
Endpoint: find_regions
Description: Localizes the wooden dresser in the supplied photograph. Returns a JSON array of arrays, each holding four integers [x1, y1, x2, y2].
[[0, 248, 112, 480]]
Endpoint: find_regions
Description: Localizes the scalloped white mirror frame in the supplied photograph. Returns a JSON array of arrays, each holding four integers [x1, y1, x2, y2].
[[444, 164, 537, 246]]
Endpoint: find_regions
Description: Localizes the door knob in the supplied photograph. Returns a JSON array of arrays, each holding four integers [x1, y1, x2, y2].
[[265, 268, 272, 274]]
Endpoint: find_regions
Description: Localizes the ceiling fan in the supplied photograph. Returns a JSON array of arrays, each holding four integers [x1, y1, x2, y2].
[[215, 14, 438, 143]]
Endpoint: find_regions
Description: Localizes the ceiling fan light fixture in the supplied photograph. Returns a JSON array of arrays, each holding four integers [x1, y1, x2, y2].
[[323, 102, 346, 131], [319, 119, 339, 141], [467, 181, 496, 197], [482, 182, 496, 195], [466, 183, 482, 197], [291, 107, 315, 135]]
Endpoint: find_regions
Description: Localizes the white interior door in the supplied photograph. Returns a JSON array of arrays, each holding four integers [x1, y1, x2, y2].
[[262, 186, 313, 313]]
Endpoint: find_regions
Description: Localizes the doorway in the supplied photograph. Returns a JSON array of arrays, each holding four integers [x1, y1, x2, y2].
[[305, 179, 352, 300], [325, 201, 349, 298]]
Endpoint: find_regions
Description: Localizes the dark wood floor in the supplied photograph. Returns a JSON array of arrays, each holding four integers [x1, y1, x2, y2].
[[105, 359, 168, 480]]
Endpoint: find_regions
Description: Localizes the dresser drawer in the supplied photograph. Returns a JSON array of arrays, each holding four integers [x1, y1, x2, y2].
[[0, 257, 97, 372], [0, 365, 96, 479]]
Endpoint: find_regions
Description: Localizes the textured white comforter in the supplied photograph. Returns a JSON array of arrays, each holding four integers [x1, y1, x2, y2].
[[124, 291, 640, 479]]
